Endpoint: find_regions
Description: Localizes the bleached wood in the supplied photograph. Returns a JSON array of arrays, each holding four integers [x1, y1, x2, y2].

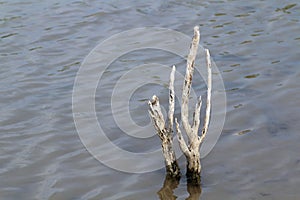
[[168, 66, 176, 131], [148, 95, 165, 140], [148, 26, 212, 184], [181, 26, 200, 140], [175, 26, 212, 185], [148, 67, 180, 178], [192, 96, 202, 134], [175, 118, 189, 157], [200, 49, 212, 144]]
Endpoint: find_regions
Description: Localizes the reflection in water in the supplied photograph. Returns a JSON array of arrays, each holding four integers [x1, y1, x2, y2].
[[186, 182, 202, 200], [158, 175, 202, 200], [157, 175, 180, 200]]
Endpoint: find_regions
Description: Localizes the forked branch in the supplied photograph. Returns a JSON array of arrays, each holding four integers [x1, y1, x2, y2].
[[148, 26, 212, 185], [148, 66, 180, 178], [175, 26, 212, 185]]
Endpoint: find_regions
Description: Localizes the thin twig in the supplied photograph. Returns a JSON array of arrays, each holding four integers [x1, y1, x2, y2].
[[168, 65, 176, 132], [200, 49, 212, 144]]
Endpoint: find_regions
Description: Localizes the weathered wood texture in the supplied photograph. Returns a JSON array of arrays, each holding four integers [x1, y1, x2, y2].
[[149, 26, 212, 185], [148, 66, 180, 178], [175, 26, 212, 184]]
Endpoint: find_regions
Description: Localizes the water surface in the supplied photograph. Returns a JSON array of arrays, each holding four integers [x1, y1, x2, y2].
[[1, 0, 300, 199]]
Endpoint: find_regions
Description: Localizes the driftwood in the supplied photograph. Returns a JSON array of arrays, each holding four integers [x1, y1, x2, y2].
[[176, 27, 212, 184], [148, 66, 180, 178], [148, 26, 212, 185]]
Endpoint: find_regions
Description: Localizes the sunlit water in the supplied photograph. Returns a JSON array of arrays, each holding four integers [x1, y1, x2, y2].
[[1, 0, 300, 199]]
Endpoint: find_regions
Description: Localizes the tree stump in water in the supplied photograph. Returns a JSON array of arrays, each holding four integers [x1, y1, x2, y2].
[[148, 26, 212, 185]]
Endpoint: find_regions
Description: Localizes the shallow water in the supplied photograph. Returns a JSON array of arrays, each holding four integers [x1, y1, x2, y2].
[[1, 0, 300, 199]]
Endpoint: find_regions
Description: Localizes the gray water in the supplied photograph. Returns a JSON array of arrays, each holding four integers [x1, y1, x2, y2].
[[1, 0, 300, 199]]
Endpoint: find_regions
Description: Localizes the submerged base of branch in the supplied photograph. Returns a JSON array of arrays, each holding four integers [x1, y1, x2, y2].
[[186, 168, 201, 186], [166, 161, 181, 179]]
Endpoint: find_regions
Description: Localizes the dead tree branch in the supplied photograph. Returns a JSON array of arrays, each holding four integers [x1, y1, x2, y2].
[[148, 26, 212, 184], [175, 26, 212, 185], [148, 66, 180, 178]]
